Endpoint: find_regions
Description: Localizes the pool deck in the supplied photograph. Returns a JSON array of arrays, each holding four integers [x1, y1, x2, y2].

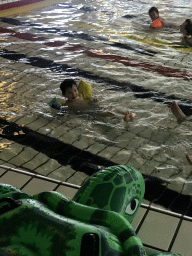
[[0, 1, 192, 254], [0, 0, 62, 17]]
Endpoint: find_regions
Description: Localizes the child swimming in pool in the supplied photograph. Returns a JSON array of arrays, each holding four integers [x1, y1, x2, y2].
[[148, 7, 165, 28], [170, 101, 192, 164], [60, 79, 136, 121], [148, 7, 177, 29]]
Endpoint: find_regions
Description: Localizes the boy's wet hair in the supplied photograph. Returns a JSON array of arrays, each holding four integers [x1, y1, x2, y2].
[[148, 7, 159, 14], [185, 19, 192, 36], [60, 79, 77, 95]]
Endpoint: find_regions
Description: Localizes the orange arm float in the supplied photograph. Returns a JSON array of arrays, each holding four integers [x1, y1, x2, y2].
[[150, 18, 163, 28]]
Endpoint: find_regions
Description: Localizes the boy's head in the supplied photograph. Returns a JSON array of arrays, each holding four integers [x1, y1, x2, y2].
[[186, 19, 192, 36], [149, 7, 159, 21], [60, 79, 79, 102], [180, 19, 192, 36]]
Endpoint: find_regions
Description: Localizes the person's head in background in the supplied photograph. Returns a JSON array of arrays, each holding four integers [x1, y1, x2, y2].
[[148, 7, 159, 22], [148, 7, 165, 28], [180, 19, 192, 37]]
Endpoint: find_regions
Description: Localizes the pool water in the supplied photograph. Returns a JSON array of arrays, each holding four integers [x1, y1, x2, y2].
[[0, 0, 192, 197]]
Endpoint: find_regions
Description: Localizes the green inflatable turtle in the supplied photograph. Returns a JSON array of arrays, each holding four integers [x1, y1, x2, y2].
[[0, 165, 183, 256]]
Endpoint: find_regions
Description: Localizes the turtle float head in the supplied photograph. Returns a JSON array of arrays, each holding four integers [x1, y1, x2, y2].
[[73, 165, 145, 223]]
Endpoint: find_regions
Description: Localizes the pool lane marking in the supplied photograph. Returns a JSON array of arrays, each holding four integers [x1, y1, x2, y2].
[[74, 21, 171, 48], [1, 48, 192, 115], [75, 21, 192, 52], [0, 0, 63, 17], [122, 34, 192, 52], [84, 49, 191, 81], [0, 17, 156, 56], [0, 0, 46, 10], [0, 26, 191, 81]]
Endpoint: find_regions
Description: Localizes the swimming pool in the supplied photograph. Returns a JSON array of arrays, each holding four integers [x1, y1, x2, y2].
[[0, 0, 192, 212]]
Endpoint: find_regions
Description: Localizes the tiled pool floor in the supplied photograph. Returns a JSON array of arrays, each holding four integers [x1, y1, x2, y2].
[[1, 164, 192, 255], [0, 15, 192, 194], [1, 1, 192, 254]]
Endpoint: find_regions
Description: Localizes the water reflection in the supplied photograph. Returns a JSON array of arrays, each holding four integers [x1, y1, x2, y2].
[[0, 0, 192, 191]]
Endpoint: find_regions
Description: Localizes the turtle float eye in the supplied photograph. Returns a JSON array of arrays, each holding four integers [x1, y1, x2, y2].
[[125, 199, 139, 215]]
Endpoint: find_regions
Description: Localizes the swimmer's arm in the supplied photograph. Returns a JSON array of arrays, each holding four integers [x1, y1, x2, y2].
[[163, 21, 178, 28], [159, 16, 165, 24], [158, 16, 178, 28]]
